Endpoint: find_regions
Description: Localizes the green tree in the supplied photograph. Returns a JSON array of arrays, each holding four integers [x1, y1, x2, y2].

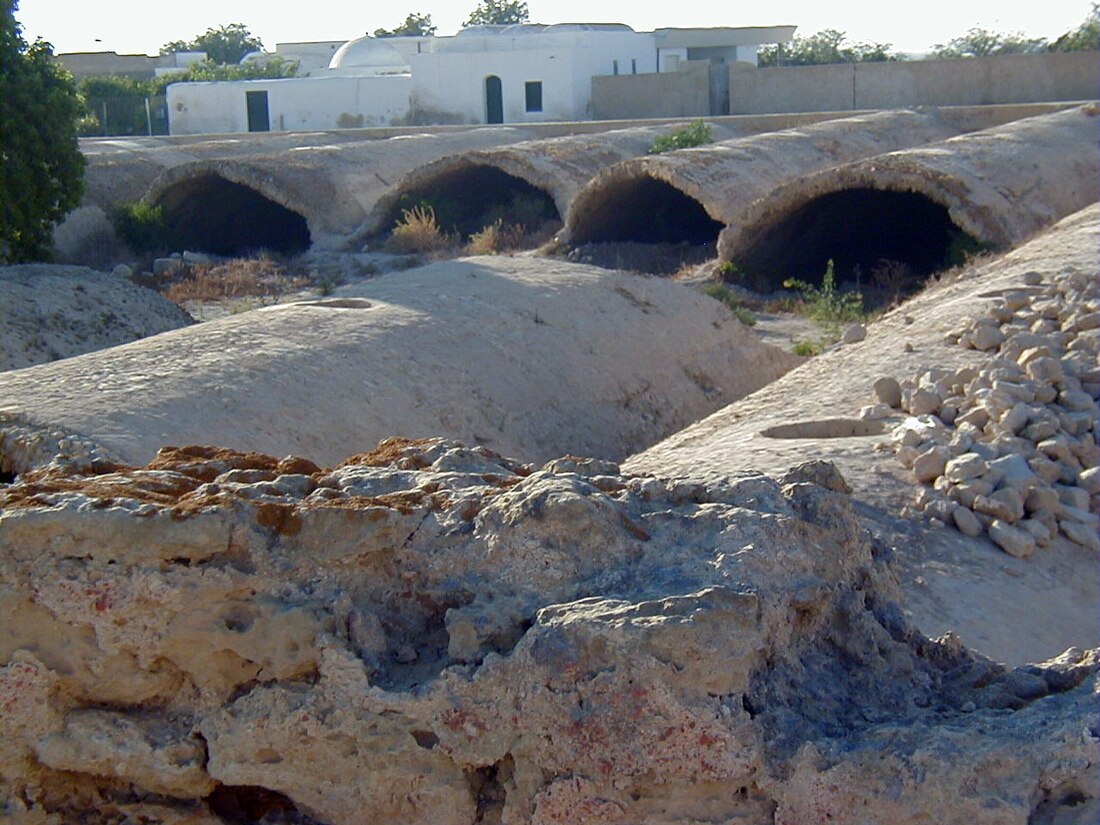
[[0, 0, 85, 262], [77, 75, 152, 136], [161, 23, 263, 65], [758, 29, 899, 67], [374, 12, 436, 37], [153, 55, 298, 90], [463, 0, 529, 27], [1050, 4, 1099, 51], [930, 27, 1047, 58]]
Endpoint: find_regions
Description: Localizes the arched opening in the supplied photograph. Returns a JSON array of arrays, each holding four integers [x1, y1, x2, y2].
[[485, 75, 504, 124], [154, 174, 311, 257], [571, 176, 723, 246], [730, 188, 984, 295], [566, 175, 724, 274], [386, 165, 559, 240]]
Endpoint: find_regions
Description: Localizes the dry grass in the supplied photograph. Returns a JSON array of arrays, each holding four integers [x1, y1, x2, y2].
[[163, 255, 309, 303], [463, 220, 527, 256], [385, 206, 453, 254]]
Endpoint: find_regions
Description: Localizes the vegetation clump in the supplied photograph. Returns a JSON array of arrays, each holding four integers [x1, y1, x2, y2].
[[111, 202, 180, 254], [699, 283, 756, 326], [385, 205, 453, 254], [649, 121, 713, 155], [783, 259, 865, 325]]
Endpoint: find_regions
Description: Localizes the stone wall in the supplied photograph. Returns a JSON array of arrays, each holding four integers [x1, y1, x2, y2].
[[591, 61, 711, 119], [728, 51, 1098, 115]]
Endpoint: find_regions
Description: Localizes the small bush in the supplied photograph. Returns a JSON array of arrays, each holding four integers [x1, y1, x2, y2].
[[112, 202, 177, 254], [385, 205, 452, 254], [464, 219, 527, 255], [783, 260, 864, 325], [649, 120, 713, 155], [792, 340, 823, 357], [700, 282, 756, 326]]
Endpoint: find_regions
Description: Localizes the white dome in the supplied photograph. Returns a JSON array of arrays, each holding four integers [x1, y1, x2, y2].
[[328, 36, 408, 71]]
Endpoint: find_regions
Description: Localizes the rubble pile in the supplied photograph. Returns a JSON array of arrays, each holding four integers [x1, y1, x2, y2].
[[876, 268, 1099, 556]]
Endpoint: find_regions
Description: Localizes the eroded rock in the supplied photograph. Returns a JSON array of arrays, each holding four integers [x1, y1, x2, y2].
[[0, 440, 1095, 823]]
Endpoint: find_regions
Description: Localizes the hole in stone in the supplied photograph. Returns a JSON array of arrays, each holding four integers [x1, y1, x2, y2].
[[731, 188, 986, 294], [155, 174, 311, 257], [466, 754, 513, 825], [411, 729, 440, 749], [760, 419, 886, 439], [293, 298, 373, 309], [387, 165, 559, 240], [222, 605, 255, 633], [206, 784, 324, 824], [0, 470, 16, 485]]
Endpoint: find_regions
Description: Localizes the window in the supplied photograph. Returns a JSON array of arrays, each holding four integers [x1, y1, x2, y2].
[[525, 81, 543, 113]]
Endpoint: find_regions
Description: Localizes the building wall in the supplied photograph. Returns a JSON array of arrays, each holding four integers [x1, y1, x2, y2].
[[592, 62, 711, 119], [168, 75, 413, 135], [728, 51, 1099, 114], [410, 30, 656, 123]]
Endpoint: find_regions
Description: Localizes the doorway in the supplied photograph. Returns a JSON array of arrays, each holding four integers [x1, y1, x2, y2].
[[246, 90, 270, 132], [485, 75, 503, 124]]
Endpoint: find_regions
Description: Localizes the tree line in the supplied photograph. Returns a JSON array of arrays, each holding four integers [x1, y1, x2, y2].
[[760, 6, 1098, 66]]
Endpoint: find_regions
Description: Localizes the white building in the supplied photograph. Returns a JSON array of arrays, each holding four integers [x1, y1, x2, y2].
[[167, 23, 795, 135]]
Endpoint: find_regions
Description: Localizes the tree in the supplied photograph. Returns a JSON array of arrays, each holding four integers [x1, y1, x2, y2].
[[161, 23, 263, 65], [930, 27, 1047, 58], [155, 56, 298, 89], [758, 30, 899, 67], [463, 0, 529, 27], [1050, 4, 1099, 51], [374, 12, 436, 37], [0, 0, 85, 262]]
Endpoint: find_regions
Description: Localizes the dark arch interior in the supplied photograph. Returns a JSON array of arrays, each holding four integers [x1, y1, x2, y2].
[[389, 166, 559, 239], [156, 174, 311, 257], [570, 176, 724, 246], [732, 188, 980, 292]]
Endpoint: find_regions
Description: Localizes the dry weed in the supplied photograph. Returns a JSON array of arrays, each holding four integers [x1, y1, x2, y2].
[[463, 220, 526, 255], [164, 255, 308, 303], [385, 206, 453, 254]]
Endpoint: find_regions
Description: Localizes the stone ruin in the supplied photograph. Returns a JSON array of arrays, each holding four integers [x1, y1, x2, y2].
[[0, 440, 1095, 823]]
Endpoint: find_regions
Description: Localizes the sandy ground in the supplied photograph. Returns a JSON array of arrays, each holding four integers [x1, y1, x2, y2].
[[627, 205, 1100, 666], [0, 265, 193, 370]]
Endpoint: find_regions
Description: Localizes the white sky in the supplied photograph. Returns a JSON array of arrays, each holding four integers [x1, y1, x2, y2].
[[17, 0, 1096, 56]]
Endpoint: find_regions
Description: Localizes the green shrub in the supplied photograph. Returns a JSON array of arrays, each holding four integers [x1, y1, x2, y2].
[[792, 340, 823, 357], [700, 282, 756, 326], [111, 202, 177, 253], [649, 120, 713, 155], [783, 260, 864, 325]]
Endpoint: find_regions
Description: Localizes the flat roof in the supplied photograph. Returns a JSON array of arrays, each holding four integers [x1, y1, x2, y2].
[[654, 26, 797, 48]]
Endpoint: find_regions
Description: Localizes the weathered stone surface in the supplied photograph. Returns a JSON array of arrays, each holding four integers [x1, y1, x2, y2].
[[874, 376, 903, 408], [989, 519, 1037, 558], [0, 442, 1094, 824], [0, 265, 193, 371], [0, 258, 802, 469]]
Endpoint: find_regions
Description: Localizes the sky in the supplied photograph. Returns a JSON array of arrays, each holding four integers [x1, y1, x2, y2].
[[17, 0, 1096, 57]]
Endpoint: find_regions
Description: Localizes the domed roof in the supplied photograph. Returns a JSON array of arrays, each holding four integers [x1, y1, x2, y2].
[[328, 36, 408, 71]]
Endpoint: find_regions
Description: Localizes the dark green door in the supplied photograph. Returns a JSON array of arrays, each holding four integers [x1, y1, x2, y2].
[[246, 90, 270, 132], [485, 75, 503, 124]]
